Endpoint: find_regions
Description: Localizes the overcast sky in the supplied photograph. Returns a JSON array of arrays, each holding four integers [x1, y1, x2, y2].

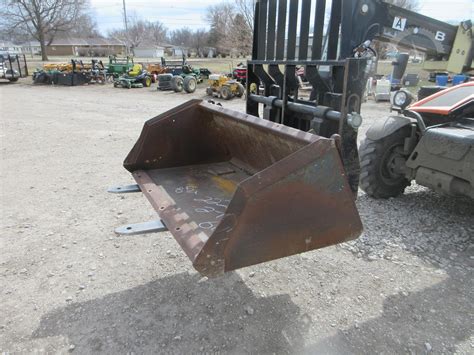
[[90, 0, 474, 34]]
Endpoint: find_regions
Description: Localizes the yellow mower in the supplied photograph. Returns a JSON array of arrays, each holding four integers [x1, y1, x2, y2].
[[206, 74, 245, 100]]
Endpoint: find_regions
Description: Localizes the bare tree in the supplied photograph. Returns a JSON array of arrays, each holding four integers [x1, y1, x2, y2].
[[169, 27, 193, 48], [228, 13, 252, 56], [191, 29, 209, 57], [206, 1, 254, 57], [234, 0, 255, 29], [69, 12, 99, 38], [123, 16, 147, 52], [0, 0, 88, 60], [109, 17, 167, 54], [206, 3, 236, 55], [147, 21, 167, 46]]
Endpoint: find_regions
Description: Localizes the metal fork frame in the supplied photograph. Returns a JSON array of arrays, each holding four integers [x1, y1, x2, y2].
[[246, 0, 373, 193]]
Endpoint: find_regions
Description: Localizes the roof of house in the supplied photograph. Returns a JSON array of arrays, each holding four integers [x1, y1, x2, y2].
[[135, 43, 165, 50], [0, 41, 21, 48], [21, 41, 41, 47], [48, 37, 125, 46]]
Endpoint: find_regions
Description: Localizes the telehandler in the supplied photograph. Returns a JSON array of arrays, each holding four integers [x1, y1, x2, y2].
[[110, 0, 473, 277], [361, 83, 473, 199]]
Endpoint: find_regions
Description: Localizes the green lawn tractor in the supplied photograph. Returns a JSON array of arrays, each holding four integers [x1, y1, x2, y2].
[[113, 64, 152, 89], [107, 55, 134, 80], [169, 64, 203, 93]]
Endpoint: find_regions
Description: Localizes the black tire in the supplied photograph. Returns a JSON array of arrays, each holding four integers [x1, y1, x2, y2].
[[157, 73, 172, 90], [183, 76, 197, 93], [221, 85, 233, 100], [359, 128, 411, 198], [8, 77, 19, 82], [171, 76, 184, 92], [417, 86, 445, 100], [236, 83, 245, 97], [34, 72, 48, 84]]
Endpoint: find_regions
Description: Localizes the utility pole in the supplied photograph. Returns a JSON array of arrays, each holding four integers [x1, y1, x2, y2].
[[122, 0, 129, 55]]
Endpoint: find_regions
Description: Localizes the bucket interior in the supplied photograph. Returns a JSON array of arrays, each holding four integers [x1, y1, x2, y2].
[[123, 100, 361, 276]]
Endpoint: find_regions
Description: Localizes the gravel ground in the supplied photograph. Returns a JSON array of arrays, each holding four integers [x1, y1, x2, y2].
[[1, 79, 473, 354]]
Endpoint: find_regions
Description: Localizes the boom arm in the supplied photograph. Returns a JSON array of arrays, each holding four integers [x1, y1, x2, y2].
[[355, 0, 473, 72]]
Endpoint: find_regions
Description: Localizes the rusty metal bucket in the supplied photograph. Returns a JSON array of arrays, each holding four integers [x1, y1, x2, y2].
[[123, 99, 362, 277]]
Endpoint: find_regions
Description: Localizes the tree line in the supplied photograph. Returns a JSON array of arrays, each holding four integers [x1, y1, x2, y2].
[[0, 0, 420, 61], [109, 1, 254, 58], [0, 0, 255, 60]]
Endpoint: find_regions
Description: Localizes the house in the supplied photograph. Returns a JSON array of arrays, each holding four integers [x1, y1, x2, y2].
[[162, 45, 189, 57], [195, 47, 216, 58], [45, 37, 125, 56], [0, 41, 22, 53], [206, 47, 216, 58], [133, 44, 165, 58], [20, 41, 41, 56]]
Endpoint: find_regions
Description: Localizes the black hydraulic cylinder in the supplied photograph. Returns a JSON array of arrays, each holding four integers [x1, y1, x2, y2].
[[249, 94, 341, 121]]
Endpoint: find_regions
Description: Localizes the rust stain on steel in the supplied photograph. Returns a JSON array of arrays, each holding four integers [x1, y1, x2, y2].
[[123, 99, 363, 277], [211, 176, 238, 195]]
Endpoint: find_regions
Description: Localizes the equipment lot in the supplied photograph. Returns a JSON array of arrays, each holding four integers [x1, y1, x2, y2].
[[1, 80, 473, 353]]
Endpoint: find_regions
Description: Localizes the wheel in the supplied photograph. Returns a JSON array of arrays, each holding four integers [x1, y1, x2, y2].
[[417, 86, 445, 100], [206, 87, 214, 96], [8, 77, 19, 82], [359, 127, 412, 198], [220, 85, 233, 100], [157, 73, 173, 90], [183, 76, 197, 93], [143, 76, 152, 87], [236, 83, 245, 97], [113, 82, 119, 88], [171, 76, 184, 92], [249, 83, 257, 94]]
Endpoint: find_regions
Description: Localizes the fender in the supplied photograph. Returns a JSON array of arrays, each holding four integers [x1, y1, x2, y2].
[[365, 115, 415, 141]]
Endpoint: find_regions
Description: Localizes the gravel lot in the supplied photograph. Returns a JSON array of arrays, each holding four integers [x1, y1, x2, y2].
[[1, 79, 473, 354]]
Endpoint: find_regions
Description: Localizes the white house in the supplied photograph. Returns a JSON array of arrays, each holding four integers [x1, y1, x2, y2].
[[20, 41, 41, 56], [0, 41, 22, 53], [133, 45, 165, 58]]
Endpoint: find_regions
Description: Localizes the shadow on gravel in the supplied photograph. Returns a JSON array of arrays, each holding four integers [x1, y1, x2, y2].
[[32, 272, 309, 353], [303, 268, 473, 354], [355, 188, 473, 265], [313, 189, 473, 354]]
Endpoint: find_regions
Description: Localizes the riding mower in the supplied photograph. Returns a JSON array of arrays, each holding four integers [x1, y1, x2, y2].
[[232, 65, 247, 85], [146, 63, 168, 83], [360, 82, 474, 199], [113, 64, 152, 89], [206, 74, 245, 100]]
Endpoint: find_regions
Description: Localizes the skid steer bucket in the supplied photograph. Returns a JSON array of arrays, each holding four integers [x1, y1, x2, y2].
[[122, 100, 362, 277]]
